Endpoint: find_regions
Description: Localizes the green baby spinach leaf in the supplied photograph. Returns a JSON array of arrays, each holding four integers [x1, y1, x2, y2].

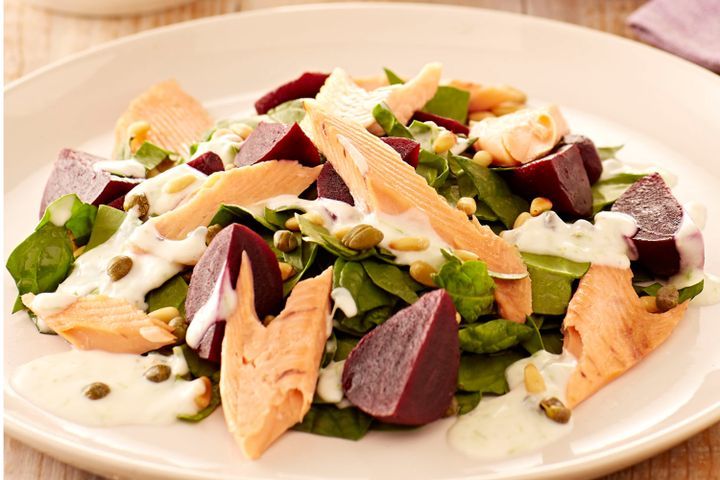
[[416, 149, 450, 188], [459, 319, 534, 354], [85, 205, 126, 251], [37, 194, 98, 245], [293, 405, 373, 441], [457, 351, 525, 394], [521, 253, 589, 315], [372, 102, 413, 138], [134, 142, 174, 169], [267, 99, 307, 124], [362, 260, 421, 304], [210, 204, 276, 231], [454, 392, 481, 415], [383, 67, 404, 85], [422, 85, 470, 124], [146, 275, 188, 314], [634, 279, 705, 303], [282, 240, 319, 296], [597, 144, 624, 160], [298, 215, 373, 261], [334, 335, 360, 361], [435, 259, 495, 323], [337, 261, 394, 314]]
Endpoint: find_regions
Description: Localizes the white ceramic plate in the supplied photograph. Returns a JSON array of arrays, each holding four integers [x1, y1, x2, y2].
[[5, 4, 720, 479]]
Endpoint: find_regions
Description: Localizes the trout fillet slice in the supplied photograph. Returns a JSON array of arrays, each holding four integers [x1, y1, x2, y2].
[[220, 253, 332, 459], [154, 160, 322, 240], [41, 295, 175, 354], [563, 265, 689, 408], [304, 101, 531, 322], [113, 80, 213, 159]]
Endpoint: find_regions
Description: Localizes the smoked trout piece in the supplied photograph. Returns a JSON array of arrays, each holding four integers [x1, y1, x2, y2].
[[220, 254, 332, 459], [41, 295, 175, 354], [154, 160, 321, 240], [304, 101, 531, 322], [563, 265, 689, 408], [113, 80, 213, 158]]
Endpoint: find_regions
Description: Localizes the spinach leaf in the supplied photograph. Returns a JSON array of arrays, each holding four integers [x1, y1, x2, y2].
[[435, 259, 495, 322], [540, 332, 563, 354], [591, 173, 646, 213], [521, 315, 545, 354], [422, 85, 470, 123], [454, 155, 528, 228], [416, 149, 449, 188], [134, 142, 174, 169], [634, 279, 705, 303], [146, 275, 188, 314], [338, 305, 395, 335], [454, 392, 481, 415], [267, 99, 307, 124], [293, 405, 372, 441], [597, 145, 624, 160], [282, 240, 319, 296], [334, 335, 360, 361], [383, 67, 404, 85], [338, 262, 394, 314], [6, 224, 74, 312], [362, 260, 422, 304], [457, 351, 525, 394], [178, 381, 220, 422], [210, 204, 275, 231], [85, 205, 126, 251], [372, 103, 413, 138], [37, 194, 97, 245], [521, 253, 589, 315], [459, 319, 534, 354], [298, 215, 373, 260], [180, 345, 219, 379]]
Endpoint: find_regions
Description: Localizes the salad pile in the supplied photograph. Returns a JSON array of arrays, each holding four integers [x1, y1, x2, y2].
[[7, 62, 710, 459]]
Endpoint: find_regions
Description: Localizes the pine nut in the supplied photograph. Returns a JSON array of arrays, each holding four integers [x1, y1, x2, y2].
[[469, 111, 496, 122], [456, 197, 477, 215], [194, 377, 213, 409], [148, 306, 181, 323], [284, 216, 300, 231], [530, 197, 553, 216], [388, 236, 430, 252], [513, 212, 533, 229], [302, 211, 324, 226], [524, 363, 546, 394], [432, 131, 457, 154], [409, 261, 437, 287], [229, 123, 254, 139], [471, 150, 493, 168], [163, 174, 197, 194], [492, 101, 525, 117], [640, 296, 659, 313], [278, 262, 295, 281], [263, 315, 276, 326], [454, 249, 479, 262], [211, 128, 233, 140]]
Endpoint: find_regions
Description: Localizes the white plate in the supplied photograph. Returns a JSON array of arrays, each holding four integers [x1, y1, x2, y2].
[[5, 4, 720, 479]]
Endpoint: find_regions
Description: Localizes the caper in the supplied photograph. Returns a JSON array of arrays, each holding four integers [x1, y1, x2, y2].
[[656, 284, 679, 312], [125, 193, 150, 220], [341, 224, 384, 250], [539, 397, 571, 424], [83, 382, 111, 400], [107, 256, 133, 281], [168, 317, 187, 342], [206, 224, 223, 245], [273, 230, 298, 253], [144, 364, 172, 383]]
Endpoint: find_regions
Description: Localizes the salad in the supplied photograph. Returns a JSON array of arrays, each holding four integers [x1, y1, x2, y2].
[[7, 62, 717, 460]]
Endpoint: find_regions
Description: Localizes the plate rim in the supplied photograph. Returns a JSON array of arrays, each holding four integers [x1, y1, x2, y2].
[[5, 3, 720, 479]]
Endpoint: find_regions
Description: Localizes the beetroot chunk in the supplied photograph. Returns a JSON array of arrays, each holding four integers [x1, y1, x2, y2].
[[381, 137, 421, 168], [234, 122, 321, 167], [611, 173, 686, 277], [186, 151, 224, 175], [412, 111, 470, 136], [317, 163, 354, 205], [342, 289, 459, 426], [40, 148, 141, 218], [254, 72, 330, 115], [186, 224, 282, 362], [500, 143, 592, 218], [562, 134, 602, 184]]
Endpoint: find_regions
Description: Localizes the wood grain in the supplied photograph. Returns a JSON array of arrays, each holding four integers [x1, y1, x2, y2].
[[4, 0, 718, 479]]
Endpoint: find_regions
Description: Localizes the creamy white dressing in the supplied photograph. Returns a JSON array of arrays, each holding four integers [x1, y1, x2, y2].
[[93, 159, 146, 178], [46, 210, 207, 311], [669, 210, 705, 289], [191, 130, 243, 167], [186, 265, 237, 349], [21, 292, 78, 318], [331, 287, 357, 318], [600, 158, 678, 187], [692, 273, 720, 306], [501, 211, 638, 268], [316, 360, 346, 404], [125, 164, 207, 216], [448, 350, 576, 459], [11, 347, 206, 426]]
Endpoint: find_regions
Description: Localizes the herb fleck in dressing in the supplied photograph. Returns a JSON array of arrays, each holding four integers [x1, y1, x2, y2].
[[11, 348, 206, 426]]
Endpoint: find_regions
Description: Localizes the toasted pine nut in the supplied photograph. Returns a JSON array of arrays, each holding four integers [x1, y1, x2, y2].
[[640, 296, 659, 313], [469, 111, 496, 122], [73, 246, 86, 259], [278, 262, 295, 281], [513, 212, 533, 229], [163, 174, 197, 194], [432, 131, 457, 154], [303, 211, 324, 226], [471, 150, 493, 168], [456, 197, 477, 215], [148, 306, 181, 323], [524, 363, 546, 394], [263, 315, 275, 326], [454, 249, 479, 262], [194, 377, 213, 409], [409, 261, 437, 287], [530, 197, 553, 216], [455, 313, 462, 324], [229, 123, 254, 139], [284, 216, 300, 231], [388, 236, 430, 252], [492, 101, 525, 116]]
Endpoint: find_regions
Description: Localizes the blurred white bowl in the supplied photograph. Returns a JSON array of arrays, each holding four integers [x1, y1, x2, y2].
[[26, 0, 194, 16]]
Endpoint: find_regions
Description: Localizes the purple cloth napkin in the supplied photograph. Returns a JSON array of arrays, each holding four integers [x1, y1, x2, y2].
[[627, 0, 720, 73]]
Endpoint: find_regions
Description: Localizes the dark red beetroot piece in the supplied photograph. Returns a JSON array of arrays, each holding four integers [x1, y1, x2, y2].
[[317, 163, 354, 206], [235, 122, 321, 168], [39, 148, 141, 218], [185, 224, 283, 362], [186, 151, 224, 176], [500, 143, 592, 218], [381, 137, 421, 168], [562, 134, 603, 184], [412, 111, 470, 136], [254, 72, 330, 115], [342, 289, 459, 426], [611, 173, 686, 277]]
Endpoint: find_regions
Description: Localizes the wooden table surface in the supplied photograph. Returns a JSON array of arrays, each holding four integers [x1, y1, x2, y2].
[[4, 0, 719, 478]]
